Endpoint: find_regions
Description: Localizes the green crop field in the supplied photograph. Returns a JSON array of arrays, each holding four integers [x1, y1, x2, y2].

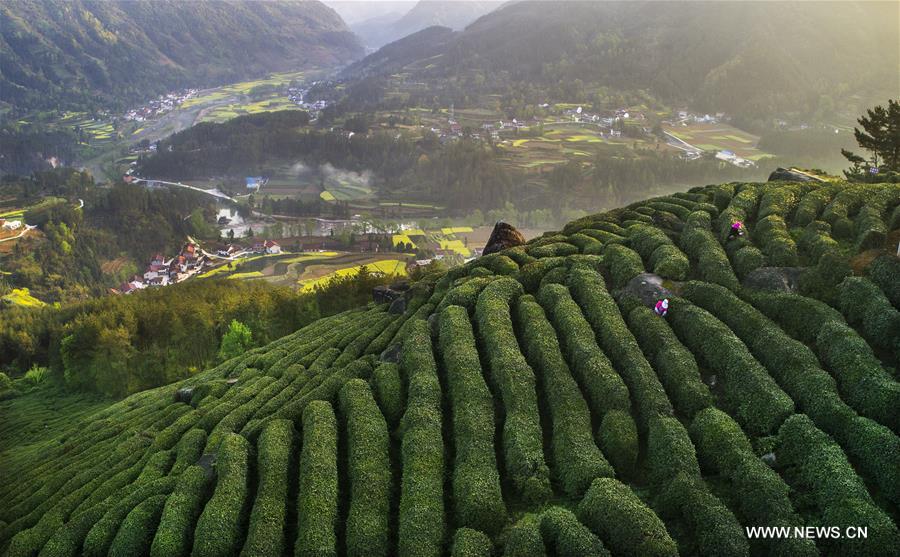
[[2, 181, 899, 556]]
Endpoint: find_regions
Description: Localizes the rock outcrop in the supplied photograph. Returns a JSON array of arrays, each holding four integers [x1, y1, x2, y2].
[[768, 167, 823, 183], [742, 266, 804, 292], [482, 221, 526, 256]]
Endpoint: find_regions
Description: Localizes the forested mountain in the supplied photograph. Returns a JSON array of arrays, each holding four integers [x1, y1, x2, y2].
[[352, 0, 503, 49], [0, 0, 363, 112], [343, 1, 898, 121]]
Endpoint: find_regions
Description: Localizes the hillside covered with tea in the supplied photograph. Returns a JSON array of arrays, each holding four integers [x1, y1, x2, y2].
[[1, 180, 899, 556]]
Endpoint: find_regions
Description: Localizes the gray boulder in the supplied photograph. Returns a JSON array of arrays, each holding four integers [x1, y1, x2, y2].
[[388, 296, 407, 315], [742, 266, 804, 292], [174, 387, 194, 404], [622, 273, 675, 306], [380, 343, 402, 363], [768, 167, 824, 183]]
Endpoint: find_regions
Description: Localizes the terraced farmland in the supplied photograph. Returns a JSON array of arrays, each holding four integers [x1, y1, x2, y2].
[[1, 181, 899, 556]]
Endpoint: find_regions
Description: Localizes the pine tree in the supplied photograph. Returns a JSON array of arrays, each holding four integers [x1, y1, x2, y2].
[[843, 100, 900, 177]]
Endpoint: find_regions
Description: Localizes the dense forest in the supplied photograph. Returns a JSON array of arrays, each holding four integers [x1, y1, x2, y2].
[[0, 0, 361, 113], [0, 169, 218, 302], [0, 267, 399, 397]]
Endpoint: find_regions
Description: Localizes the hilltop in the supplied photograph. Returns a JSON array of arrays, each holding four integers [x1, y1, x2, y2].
[[1, 180, 899, 556], [0, 0, 362, 112]]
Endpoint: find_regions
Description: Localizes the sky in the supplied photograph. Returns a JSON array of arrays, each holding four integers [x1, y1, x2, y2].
[[322, 1, 418, 25]]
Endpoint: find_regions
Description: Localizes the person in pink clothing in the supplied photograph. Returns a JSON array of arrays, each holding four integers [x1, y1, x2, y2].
[[727, 220, 745, 240], [654, 298, 669, 317]]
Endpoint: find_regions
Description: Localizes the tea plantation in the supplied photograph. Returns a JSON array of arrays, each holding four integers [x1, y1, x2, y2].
[[1, 181, 898, 556]]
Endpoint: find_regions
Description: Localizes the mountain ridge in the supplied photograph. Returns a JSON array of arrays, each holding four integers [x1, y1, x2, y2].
[[342, 0, 898, 120], [0, 0, 364, 112]]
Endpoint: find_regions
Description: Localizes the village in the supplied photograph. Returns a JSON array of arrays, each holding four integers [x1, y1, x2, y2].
[[114, 222, 502, 294], [123, 89, 199, 123], [422, 103, 763, 168]]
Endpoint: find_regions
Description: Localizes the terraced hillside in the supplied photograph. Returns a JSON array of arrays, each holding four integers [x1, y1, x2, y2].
[[2, 181, 899, 556]]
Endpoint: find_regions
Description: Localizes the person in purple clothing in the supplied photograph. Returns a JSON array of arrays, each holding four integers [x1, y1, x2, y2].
[[727, 221, 745, 241], [654, 298, 669, 317]]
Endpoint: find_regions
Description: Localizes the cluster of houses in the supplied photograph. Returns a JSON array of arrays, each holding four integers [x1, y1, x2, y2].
[[124, 89, 198, 122], [1, 219, 23, 231], [287, 85, 329, 118], [118, 242, 207, 294], [213, 239, 282, 258]]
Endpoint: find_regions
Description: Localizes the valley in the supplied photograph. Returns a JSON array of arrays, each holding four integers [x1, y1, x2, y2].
[[0, 2, 898, 555]]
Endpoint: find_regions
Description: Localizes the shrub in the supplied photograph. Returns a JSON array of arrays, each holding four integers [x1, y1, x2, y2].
[[717, 184, 760, 237], [599, 243, 645, 288], [469, 254, 520, 276], [136, 450, 175, 482], [295, 401, 338, 557], [539, 506, 610, 557], [799, 250, 852, 305], [450, 528, 493, 557], [527, 241, 579, 258], [82, 476, 178, 557], [192, 433, 250, 557], [689, 408, 817, 556], [579, 228, 627, 246], [241, 420, 293, 557], [740, 289, 842, 344], [854, 204, 887, 250], [754, 215, 799, 266], [339, 380, 392, 557], [596, 410, 638, 478], [627, 224, 673, 260], [840, 276, 900, 359], [150, 466, 211, 557], [798, 220, 839, 263], [536, 283, 632, 418], [646, 415, 700, 488], [503, 246, 537, 266], [865, 255, 900, 308], [516, 296, 614, 494], [437, 277, 497, 312], [680, 212, 740, 290], [475, 279, 551, 502], [23, 365, 47, 386], [398, 319, 446, 556], [503, 514, 546, 557], [438, 306, 507, 532], [107, 494, 168, 557], [625, 305, 713, 418], [519, 257, 567, 293], [757, 183, 804, 220], [567, 233, 603, 254], [567, 266, 673, 427], [647, 244, 689, 280], [577, 477, 677, 557], [666, 297, 793, 436], [656, 473, 749, 557], [777, 414, 900, 555], [731, 245, 765, 278], [370, 362, 404, 429], [794, 184, 838, 226], [817, 322, 899, 432]]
